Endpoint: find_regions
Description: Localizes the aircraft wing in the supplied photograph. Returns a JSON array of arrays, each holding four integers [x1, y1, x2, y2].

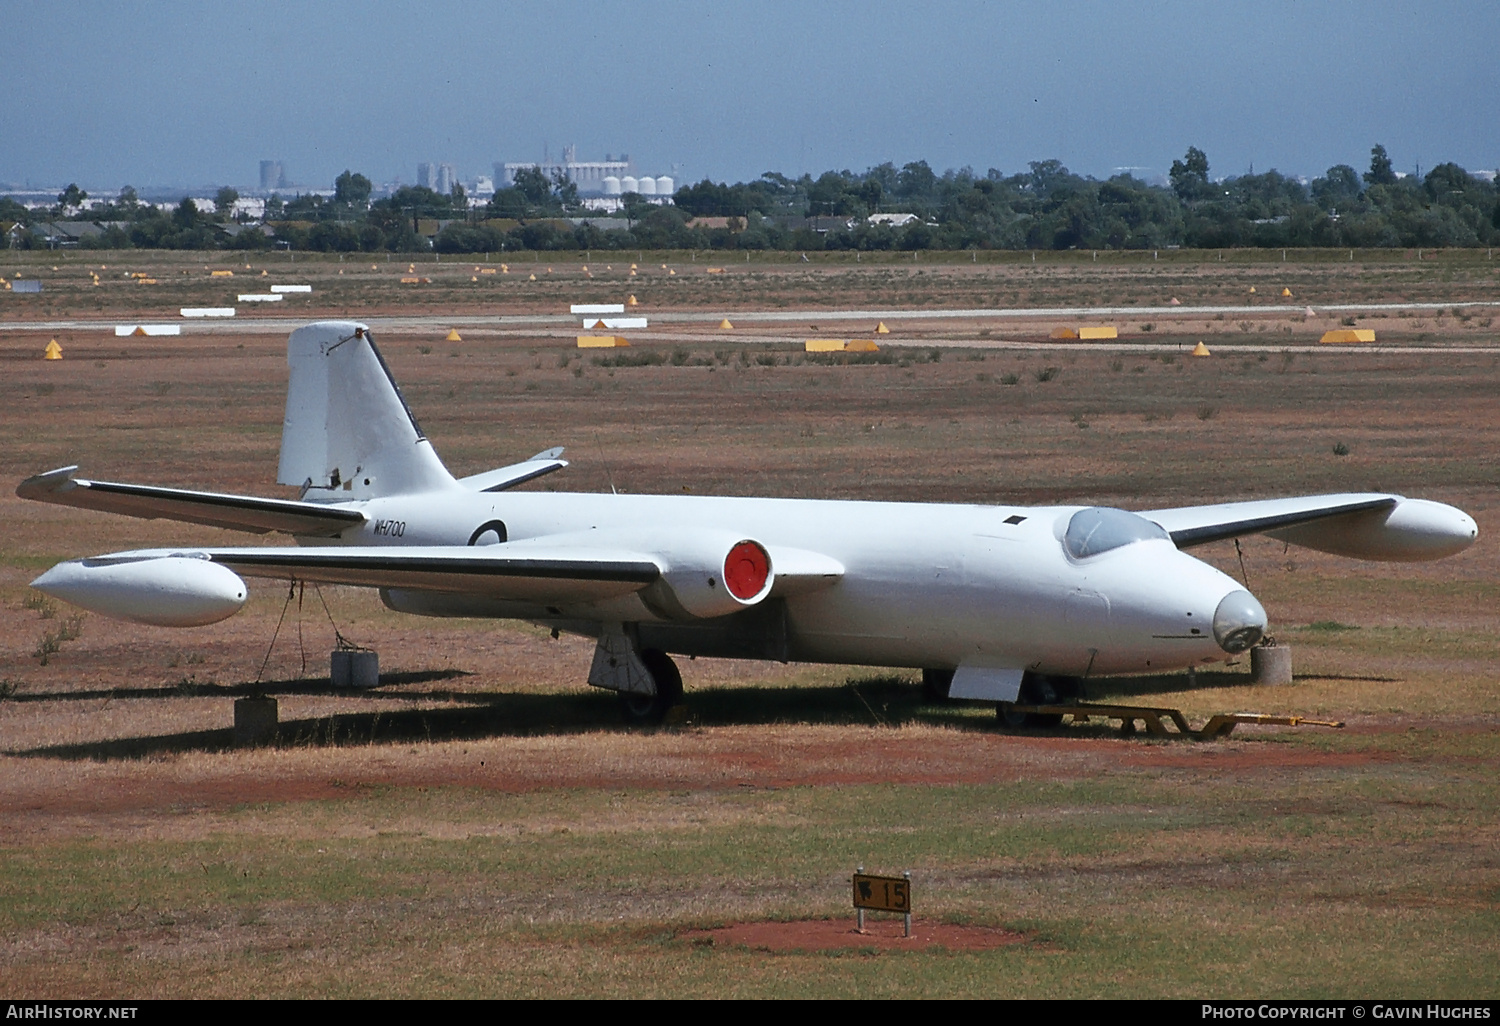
[[44, 533, 844, 625], [1141, 492, 1477, 561], [92, 543, 661, 604], [16, 465, 366, 537]]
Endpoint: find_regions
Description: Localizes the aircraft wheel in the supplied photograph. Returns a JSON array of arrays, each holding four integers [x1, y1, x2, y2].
[[996, 702, 1030, 728], [997, 672, 1067, 728], [616, 648, 683, 726], [921, 668, 955, 702]]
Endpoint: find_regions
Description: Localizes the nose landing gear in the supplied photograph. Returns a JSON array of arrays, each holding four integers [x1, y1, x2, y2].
[[996, 672, 1083, 728]]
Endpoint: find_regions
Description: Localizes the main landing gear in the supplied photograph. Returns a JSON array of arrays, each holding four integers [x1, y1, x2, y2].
[[615, 648, 683, 726], [587, 622, 685, 726]]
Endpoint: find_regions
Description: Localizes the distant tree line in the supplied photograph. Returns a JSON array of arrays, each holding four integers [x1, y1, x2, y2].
[[8, 146, 1498, 253]]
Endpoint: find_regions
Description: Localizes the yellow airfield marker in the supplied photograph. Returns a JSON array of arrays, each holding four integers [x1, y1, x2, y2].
[[875, 322, 890, 334], [806, 339, 879, 352], [577, 335, 630, 348], [528, 274, 536, 281], [1320, 329, 1376, 344], [719, 319, 734, 330], [668, 269, 676, 275], [1050, 327, 1078, 339], [44, 339, 62, 360], [501, 264, 509, 273], [132, 326, 148, 336], [627, 295, 638, 306], [1282, 287, 1293, 297], [629, 269, 637, 276], [630, 263, 638, 270], [210, 269, 234, 277], [446, 329, 462, 342], [1168, 297, 1181, 305], [1192, 341, 1212, 357], [470, 276, 477, 281], [1079, 326, 1118, 340], [1248, 286, 1257, 294]]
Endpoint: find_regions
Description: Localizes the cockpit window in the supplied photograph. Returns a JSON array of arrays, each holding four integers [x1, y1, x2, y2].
[[1064, 507, 1170, 559]]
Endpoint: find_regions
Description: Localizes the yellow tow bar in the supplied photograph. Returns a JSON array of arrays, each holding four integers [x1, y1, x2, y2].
[[1004, 702, 1345, 741]]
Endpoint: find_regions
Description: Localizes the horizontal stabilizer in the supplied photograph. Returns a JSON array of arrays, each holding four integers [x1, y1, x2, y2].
[[16, 466, 366, 537], [457, 448, 569, 492]]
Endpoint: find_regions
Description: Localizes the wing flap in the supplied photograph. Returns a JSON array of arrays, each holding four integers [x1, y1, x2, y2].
[[17, 466, 366, 537]]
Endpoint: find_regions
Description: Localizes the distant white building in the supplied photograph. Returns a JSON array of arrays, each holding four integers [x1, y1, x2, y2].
[[867, 213, 920, 227], [232, 197, 267, 220]]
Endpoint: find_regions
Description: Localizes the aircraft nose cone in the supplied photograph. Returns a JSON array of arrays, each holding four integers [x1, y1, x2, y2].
[[1213, 589, 1267, 653]]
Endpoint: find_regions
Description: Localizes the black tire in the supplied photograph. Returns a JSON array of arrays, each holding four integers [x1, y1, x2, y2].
[[921, 668, 955, 702], [616, 648, 683, 726], [995, 672, 1069, 728], [996, 702, 1030, 728]]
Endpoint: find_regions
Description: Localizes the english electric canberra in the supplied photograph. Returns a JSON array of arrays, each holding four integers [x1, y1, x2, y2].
[[21, 322, 1478, 722]]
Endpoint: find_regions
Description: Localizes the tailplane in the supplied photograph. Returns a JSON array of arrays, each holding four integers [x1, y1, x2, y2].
[[278, 321, 457, 500]]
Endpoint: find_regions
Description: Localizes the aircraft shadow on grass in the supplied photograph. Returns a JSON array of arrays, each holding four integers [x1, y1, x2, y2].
[[6, 669, 1285, 762]]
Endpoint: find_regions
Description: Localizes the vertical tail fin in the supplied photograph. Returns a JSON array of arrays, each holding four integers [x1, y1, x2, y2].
[[277, 321, 457, 500]]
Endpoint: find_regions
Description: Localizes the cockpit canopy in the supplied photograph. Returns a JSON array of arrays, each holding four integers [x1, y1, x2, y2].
[[1064, 507, 1172, 559]]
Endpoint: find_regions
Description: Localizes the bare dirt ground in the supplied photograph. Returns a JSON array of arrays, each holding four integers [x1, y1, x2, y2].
[[0, 252, 1495, 997], [683, 917, 1029, 952]]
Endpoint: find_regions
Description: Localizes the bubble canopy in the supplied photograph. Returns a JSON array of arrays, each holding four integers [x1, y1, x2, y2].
[[1063, 507, 1172, 559]]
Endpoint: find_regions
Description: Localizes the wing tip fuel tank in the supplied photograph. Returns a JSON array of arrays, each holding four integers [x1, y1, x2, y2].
[[31, 556, 248, 627]]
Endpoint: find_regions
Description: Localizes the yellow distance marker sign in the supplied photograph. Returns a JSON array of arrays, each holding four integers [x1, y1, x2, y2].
[[852, 872, 910, 913]]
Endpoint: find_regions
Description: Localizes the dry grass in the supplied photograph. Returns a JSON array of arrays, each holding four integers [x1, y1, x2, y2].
[[0, 253, 1496, 997]]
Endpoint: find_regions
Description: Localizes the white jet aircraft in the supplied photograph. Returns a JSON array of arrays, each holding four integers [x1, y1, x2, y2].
[[21, 322, 1479, 724]]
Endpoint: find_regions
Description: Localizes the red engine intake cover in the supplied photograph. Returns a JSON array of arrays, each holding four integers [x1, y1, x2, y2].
[[722, 540, 771, 601]]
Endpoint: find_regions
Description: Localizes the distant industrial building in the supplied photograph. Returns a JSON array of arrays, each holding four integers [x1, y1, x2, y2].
[[416, 162, 457, 194], [498, 145, 672, 200], [602, 175, 674, 198], [259, 160, 286, 191]]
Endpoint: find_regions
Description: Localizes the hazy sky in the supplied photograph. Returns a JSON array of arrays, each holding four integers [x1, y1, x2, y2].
[[5, 1, 1497, 191]]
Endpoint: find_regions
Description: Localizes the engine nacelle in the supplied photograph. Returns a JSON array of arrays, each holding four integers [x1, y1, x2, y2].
[[30, 555, 248, 627], [638, 532, 773, 620]]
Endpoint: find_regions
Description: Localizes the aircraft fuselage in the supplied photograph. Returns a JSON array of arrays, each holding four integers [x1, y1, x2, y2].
[[346, 489, 1248, 676]]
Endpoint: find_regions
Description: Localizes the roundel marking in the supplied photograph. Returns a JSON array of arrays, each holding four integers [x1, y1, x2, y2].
[[723, 540, 771, 601], [467, 520, 508, 546]]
